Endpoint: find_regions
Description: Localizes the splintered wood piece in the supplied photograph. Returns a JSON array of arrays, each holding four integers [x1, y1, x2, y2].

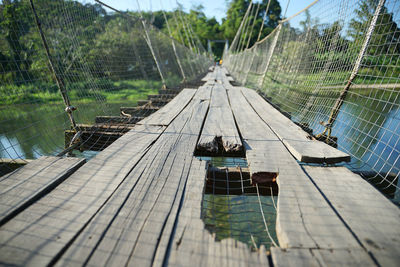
[[241, 87, 350, 163], [0, 156, 85, 225], [197, 84, 242, 154], [138, 88, 196, 126]]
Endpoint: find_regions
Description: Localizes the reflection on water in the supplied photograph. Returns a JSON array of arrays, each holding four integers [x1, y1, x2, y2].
[[202, 195, 277, 250], [0, 101, 131, 159], [267, 87, 400, 201]]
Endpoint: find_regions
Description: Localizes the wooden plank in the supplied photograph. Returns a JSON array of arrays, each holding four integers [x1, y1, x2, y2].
[[303, 166, 400, 266], [95, 116, 143, 124], [138, 99, 170, 107], [65, 130, 124, 151], [227, 87, 365, 250], [147, 94, 175, 100], [138, 88, 197, 126], [56, 87, 211, 266], [164, 159, 270, 267], [201, 71, 216, 82], [0, 156, 85, 226], [120, 107, 158, 117], [241, 87, 350, 164], [0, 159, 33, 177], [271, 247, 376, 267], [227, 86, 280, 177], [197, 83, 242, 154], [0, 124, 166, 266]]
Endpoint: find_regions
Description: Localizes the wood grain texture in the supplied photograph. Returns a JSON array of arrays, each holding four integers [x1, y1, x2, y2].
[[165, 159, 270, 267], [241, 87, 350, 164], [0, 156, 85, 226], [227, 87, 363, 250], [56, 84, 211, 267], [138, 89, 196, 126], [197, 84, 242, 153], [227, 86, 281, 177], [304, 166, 400, 266], [0, 124, 165, 266], [271, 247, 375, 267]]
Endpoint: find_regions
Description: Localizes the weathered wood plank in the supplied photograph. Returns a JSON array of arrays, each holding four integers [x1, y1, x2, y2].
[[0, 156, 85, 226], [271, 247, 376, 267], [227, 87, 364, 250], [164, 159, 270, 267], [95, 115, 143, 124], [65, 129, 124, 151], [120, 107, 159, 117], [197, 84, 242, 154], [303, 166, 400, 266], [56, 87, 211, 267], [138, 88, 197, 126], [0, 124, 165, 266], [241, 87, 350, 164], [201, 71, 216, 82], [227, 86, 280, 177]]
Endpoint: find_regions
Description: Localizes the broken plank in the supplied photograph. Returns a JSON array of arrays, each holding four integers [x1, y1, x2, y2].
[[0, 156, 85, 226], [0, 124, 165, 266], [303, 166, 400, 266], [57, 88, 211, 267], [197, 84, 242, 154], [227, 87, 365, 250], [271, 247, 375, 267], [227, 86, 280, 177], [241, 87, 350, 164], [164, 159, 270, 267], [138, 88, 197, 126]]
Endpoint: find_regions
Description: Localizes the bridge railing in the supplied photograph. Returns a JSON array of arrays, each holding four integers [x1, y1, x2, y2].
[[224, 0, 400, 202], [0, 0, 212, 173]]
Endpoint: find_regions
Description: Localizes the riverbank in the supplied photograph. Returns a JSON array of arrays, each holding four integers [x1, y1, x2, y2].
[[0, 79, 161, 106]]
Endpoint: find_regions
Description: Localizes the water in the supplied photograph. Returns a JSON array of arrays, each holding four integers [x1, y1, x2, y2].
[[0, 101, 131, 160], [269, 88, 400, 201]]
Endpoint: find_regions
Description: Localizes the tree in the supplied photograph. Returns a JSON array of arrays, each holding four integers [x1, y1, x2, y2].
[[348, 0, 400, 56], [0, 0, 32, 84], [221, 0, 281, 48], [348, 0, 400, 75]]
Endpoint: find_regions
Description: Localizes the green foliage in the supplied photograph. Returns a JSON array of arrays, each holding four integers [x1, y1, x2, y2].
[[0, 79, 160, 105], [221, 0, 281, 48]]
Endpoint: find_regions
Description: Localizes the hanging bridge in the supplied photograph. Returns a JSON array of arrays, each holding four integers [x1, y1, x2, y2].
[[0, 0, 400, 266]]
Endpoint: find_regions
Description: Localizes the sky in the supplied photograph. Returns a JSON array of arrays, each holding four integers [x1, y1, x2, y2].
[[97, 0, 315, 23]]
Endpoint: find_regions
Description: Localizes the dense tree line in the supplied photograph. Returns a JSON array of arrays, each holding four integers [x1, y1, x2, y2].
[[1, 0, 399, 89]]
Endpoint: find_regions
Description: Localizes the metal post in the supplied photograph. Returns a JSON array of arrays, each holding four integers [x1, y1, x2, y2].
[[29, 0, 78, 131], [318, 0, 385, 139]]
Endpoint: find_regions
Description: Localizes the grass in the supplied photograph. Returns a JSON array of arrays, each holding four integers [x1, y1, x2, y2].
[[0, 79, 162, 106]]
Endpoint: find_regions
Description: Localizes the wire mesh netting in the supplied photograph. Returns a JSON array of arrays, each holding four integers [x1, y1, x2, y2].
[[199, 157, 278, 250], [224, 0, 400, 203], [0, 0, 211, 174]]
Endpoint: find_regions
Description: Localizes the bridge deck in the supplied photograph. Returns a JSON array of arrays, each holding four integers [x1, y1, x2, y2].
[[0, 67, 399, 266]]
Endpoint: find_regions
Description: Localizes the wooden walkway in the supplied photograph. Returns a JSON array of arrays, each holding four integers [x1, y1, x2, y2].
[[0, 67, 399, 266]]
